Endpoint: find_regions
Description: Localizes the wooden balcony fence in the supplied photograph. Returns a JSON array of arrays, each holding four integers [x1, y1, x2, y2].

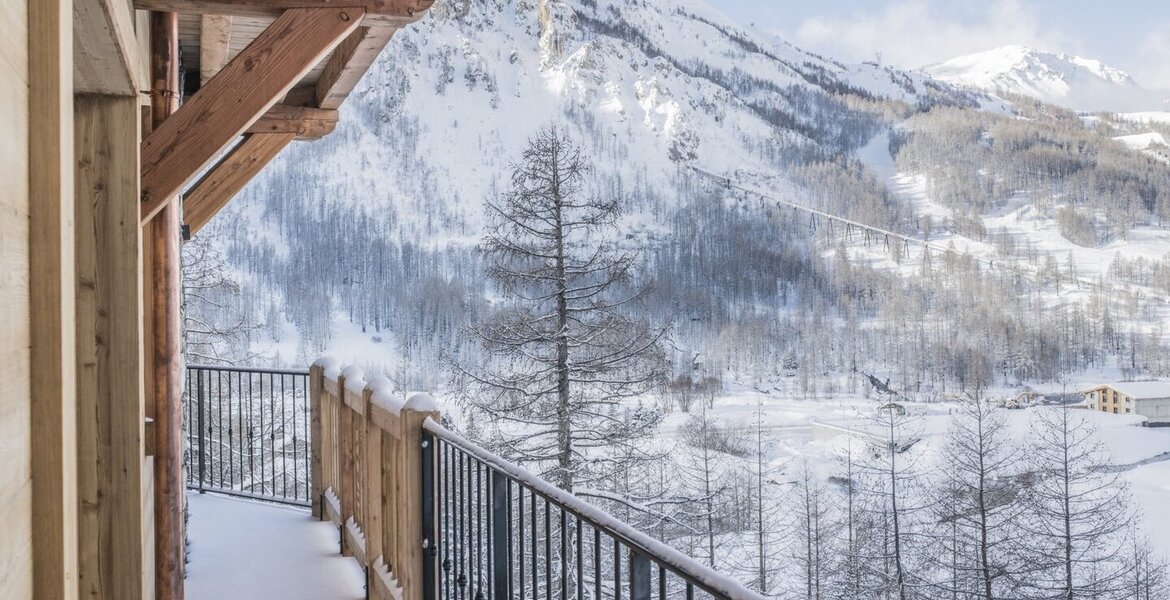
[[185, 360, 768, 600], [311, 359, 439, 600]]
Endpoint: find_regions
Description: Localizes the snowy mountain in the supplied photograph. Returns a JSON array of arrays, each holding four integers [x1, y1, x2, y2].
[[201, 0, 1170, 395], [925, 45, 1166, 112]]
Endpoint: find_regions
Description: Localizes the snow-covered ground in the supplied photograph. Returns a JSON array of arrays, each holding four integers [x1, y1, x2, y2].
[[638, 381, 1170, 557], [186, 493, 365, 600]]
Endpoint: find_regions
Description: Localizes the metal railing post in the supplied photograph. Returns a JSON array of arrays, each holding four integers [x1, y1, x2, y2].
[[630, 549, 651, 600], [421, 429, 437, 600], [491, 470, 509, 600], [197, 369, 206, 494]]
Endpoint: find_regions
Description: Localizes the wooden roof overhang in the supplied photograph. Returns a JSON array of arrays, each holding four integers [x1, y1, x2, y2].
[[134, 0, 432, 233]]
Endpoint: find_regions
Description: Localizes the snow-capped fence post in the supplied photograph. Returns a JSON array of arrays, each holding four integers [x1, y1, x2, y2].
[[400, 393, 440, 600], [312, 361, 442, 600]]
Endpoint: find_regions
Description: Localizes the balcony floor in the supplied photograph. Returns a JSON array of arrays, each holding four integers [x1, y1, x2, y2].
[[186, 492, 365, 600]]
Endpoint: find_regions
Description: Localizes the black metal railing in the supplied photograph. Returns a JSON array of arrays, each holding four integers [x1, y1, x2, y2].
[[422, 419, 766, 600], [185, 364, 311, 506]]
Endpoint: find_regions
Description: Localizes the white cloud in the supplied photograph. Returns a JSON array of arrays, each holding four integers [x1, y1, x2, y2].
[[793, 0, 1069, 69], [1137, 26, 1170, 93]]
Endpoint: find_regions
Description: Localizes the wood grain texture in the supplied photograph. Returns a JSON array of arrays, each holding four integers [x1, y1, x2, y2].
[[0, 0, 32, 597], [316, 25, 396, 109], [198, 14, 232, 85], [139, 7, 362, 224], [147, 12, 184, 600], [364, 391, 384, 569], [183, 132, 295, 235], [73, 0, 138, 95], [309, 365, 324, 518], [248, 104, 338, 138], [29, 0, 80, 597], [338, 373, 355, 553], [74, 94, 145, 600]]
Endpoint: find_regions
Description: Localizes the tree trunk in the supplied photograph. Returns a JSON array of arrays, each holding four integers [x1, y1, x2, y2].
[[552, 146, 572, 493]]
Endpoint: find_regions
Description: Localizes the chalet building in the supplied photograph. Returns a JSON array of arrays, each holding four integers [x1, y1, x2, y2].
[[1, 2, 764, 600], [1082, 381, 1170, 424]]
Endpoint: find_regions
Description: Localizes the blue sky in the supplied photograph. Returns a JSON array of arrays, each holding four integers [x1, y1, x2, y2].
[[704, 0, 1170, 90]]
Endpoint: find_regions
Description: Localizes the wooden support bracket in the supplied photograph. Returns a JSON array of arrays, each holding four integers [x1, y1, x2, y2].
[[183, 132, 296, 235], [139, 6, 363, 224], [248, 104, 339, 139], [316, 26, 397, 109]]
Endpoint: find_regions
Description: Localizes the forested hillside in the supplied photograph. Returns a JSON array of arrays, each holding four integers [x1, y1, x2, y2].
[[192, 0, 1170, 396]]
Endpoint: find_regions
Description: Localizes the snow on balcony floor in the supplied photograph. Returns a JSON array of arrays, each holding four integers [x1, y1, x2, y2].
[[186, 492, 365, 600]]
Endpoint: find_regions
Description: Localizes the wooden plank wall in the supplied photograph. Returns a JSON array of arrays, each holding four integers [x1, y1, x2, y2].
[[0, 0, 33, 597]]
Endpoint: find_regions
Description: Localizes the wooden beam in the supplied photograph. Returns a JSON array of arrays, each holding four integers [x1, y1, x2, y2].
[[132, 0, 432, 25], [199, 14, 233, 86], [139, 6, 363, 224], [316, 25, 396, 109], [73, 0, 139, 96], [29, 0, 80, 597], [248, 104, 338, 139], [74, 93, 146, 600], [147, 12, 184, 600], [183, 132, 296, 235]]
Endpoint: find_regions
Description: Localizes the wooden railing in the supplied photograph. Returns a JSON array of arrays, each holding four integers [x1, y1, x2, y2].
[[312, 358, 768, 600], [311, 358, 440, 600]]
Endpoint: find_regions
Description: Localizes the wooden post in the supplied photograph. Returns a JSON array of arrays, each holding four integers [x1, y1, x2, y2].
[[147, 11, 184, 600], [364, 387, 385, 572], [75, 94, 146, 600], [310, 364, 325, 519], [29, 0, 79, 597], [399, 396, 440, 600]]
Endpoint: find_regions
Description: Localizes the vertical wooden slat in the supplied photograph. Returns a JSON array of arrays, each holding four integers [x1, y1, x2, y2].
[[75, 94, 146, 600], [309, 364, 324, 519], [365, 388, 383, 570], [29, 0, 79, 596], [380, 422, 398, 579], [147, 11, 184, 600]]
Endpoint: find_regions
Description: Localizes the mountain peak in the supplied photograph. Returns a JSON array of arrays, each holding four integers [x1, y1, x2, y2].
[[925, 46, 1159, 112]]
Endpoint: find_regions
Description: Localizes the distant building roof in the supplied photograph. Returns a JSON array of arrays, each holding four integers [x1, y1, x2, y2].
[[1083, 381, 1170, 399]]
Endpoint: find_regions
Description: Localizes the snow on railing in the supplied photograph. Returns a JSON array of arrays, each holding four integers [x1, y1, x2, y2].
[[423, 418, 769, 600], [310, 358, 438, 600], [313, 359, 766, 600]]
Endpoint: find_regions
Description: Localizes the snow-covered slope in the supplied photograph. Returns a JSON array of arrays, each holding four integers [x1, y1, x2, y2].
[[207, 0, 1170, 389], [925, 45, 1165, 112]]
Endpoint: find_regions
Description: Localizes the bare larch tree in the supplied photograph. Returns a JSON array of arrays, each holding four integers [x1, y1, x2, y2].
[[456, 126, 667, 492], [929, 394, 1022, 599], [1018, 405, 1135, 599]]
